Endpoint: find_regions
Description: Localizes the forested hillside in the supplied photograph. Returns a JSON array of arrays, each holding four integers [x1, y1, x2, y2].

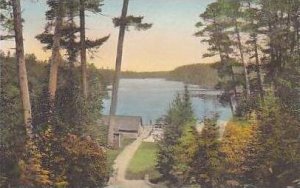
[[98, 63, 219, 89], [167, 63, 218, 88], [101, 63, 219, 88], [121, 71, 168, 79]]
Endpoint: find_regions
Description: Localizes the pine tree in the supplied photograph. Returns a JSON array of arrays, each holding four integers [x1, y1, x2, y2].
[[240, 118, 263, 186], [0, 54, 25, 187], [0, 0, 14, 40], [220, 0, 251, 97], [156, 94, 184, 183], [36, 0, 109, 99], [242, 0, 265, 102], [220, 121, 253, 186], [46, 0, 64, 100], [240, 94, 300, 187], [195, 1, 239, 115], [156, 87, 195, 185], [192, 117, 221, 188], [173, 123, 198, 185], [79, 0, 105, 99], [108, 0, 152, 145]]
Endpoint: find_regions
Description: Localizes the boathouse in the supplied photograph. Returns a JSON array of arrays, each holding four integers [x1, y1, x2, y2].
[[100, 115, 143, 147]]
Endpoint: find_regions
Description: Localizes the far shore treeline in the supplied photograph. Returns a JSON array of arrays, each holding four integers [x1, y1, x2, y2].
[[101, 63, 218, 88], [1, 51, 218, 88]]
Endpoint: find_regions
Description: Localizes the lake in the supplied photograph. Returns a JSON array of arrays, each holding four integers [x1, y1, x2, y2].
[[103, 79, 232, 125]]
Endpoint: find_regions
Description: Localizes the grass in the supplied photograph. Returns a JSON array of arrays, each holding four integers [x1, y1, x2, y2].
[[126, 142, 161, 181], [107, 137, 135, 175]]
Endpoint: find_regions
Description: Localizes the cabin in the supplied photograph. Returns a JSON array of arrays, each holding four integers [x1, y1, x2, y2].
[[100, 115, 143, 147]]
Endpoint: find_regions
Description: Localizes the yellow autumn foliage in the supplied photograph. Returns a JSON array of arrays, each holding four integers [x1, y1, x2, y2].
[[18, 139, 51, 187], [220, 120, 253, 176]]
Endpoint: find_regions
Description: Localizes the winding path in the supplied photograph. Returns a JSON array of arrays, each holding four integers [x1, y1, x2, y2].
[[106, 128, 152, 188], [106, 120, 229, 188]]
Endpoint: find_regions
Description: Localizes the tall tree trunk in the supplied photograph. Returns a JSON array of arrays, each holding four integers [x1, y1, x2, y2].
[[80, 0, 88, 99], [294, 14, 299, 52], [108, 0, 129, 146], [214, 14, 237, 115], [109, 0, 129, 115], [48, 0, 64, 100], [253, 35, 264, 102], [247, 3, 263, 102], [12, 0, 33, 139], [268, 19, 278, 92], [234, 21, 251, 97], [225, 51, 238, 115], [224, 52, 238, 98], [217, 41, 236, 115]]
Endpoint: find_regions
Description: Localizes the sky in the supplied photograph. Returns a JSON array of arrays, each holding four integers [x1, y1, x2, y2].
[[0, 0, 216, 71]]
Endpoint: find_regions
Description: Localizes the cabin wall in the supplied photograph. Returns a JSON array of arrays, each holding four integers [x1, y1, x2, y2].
[[119, 132, 139, 139]]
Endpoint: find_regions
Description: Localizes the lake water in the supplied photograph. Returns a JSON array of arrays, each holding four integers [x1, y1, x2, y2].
[[103, 79, 232, 125]]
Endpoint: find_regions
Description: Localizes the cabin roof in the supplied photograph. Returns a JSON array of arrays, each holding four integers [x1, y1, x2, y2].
[[100, 115, 142, 132]]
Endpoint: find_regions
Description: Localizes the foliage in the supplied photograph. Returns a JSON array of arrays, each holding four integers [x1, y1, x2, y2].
[[241, 95, 300, 187], [196, 0, 300, 117], [167, 63, 218, 88], [192, 2, 300, 185], [18, 139, 51, 187], [218, 95, 300, 188], [192, 118, 221, 188], [36, 0, 109, 63], [173, 123, 199, 185], [113, 15, 152, 31], [0, 0, 14, 40], [0, 53, 49, 187], [63, 134, 108, 187], [0, 52, 110, 187], [35, 66, 109, 187], [220, 119, 253, 187], [156, 86, 195, 185], [1, 89, 50, 187]]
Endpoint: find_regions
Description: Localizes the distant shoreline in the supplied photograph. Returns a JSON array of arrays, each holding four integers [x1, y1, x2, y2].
[[101, 63, 218, 89]]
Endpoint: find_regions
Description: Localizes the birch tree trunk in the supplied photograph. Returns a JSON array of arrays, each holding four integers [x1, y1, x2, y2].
[[234, 21, 251, 97], [48, 0, 63, 100], [253, 35, 264, 101], [80, 0, 88, 99], [12, 0, 33, 139]]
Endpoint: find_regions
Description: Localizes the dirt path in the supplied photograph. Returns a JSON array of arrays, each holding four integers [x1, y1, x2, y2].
[[107, 128, 152, 188]]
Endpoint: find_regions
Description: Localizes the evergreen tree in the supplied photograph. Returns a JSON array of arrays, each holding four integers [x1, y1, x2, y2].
[[0, 53, 26, 187], [192, 117, 221, 188], [0, 53, 55, 187], [241, 94, 300, 187], [173, 123, 199, 185], [0, 0, 14, 40], [156, 87, 195, 185], [220, 118, 257, 187], [79, 0, 105, 99], [195, 2, 239, 115], [242, 0, 265, 101], [45, 0, 64, 100], [36, 0, 109, 99]]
